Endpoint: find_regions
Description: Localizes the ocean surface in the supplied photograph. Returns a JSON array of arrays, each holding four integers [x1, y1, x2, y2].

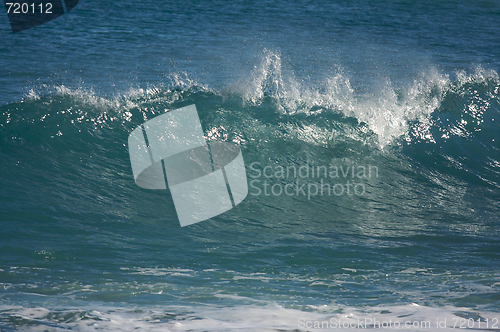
[[1, 0, 500, 331]]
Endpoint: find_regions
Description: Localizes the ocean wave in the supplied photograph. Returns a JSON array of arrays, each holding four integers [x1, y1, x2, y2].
[[1, 59, 500, 331], [1, 52, 498, 151]]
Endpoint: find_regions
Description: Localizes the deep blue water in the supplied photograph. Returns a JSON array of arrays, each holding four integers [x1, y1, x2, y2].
[[1, 1, 500, 331]]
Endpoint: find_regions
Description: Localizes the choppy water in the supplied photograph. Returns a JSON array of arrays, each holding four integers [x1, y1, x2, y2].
[[1, 1, 499, 331]]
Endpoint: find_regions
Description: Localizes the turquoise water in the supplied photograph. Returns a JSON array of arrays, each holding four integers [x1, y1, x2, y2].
[[1, 1, 500, 331]]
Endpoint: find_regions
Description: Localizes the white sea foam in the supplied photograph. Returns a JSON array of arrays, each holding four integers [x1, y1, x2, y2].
[[235, 50, 499, 147], [2, 303, 500, 331]]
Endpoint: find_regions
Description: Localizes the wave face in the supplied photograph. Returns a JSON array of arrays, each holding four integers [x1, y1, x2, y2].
[[1, 52, 500, 330]]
